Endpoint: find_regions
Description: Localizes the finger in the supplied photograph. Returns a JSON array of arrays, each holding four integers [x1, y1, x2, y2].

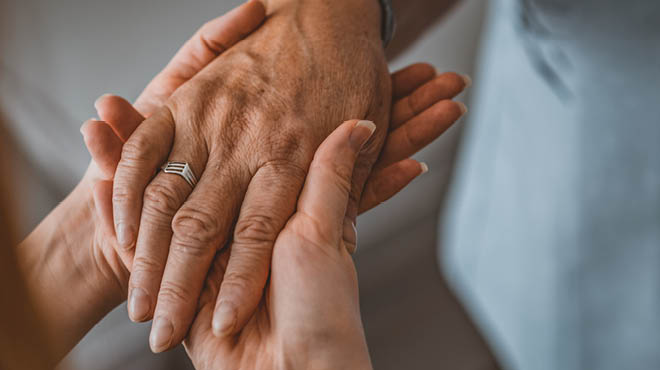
[[94, 94, 145, 142], [391, 62, 437, 100], [127, 133, 208, 325], [81, 119, 123, 179], [93, 180, 116, 239], [391, 72, 469, 130], [149, 156, 247, 351], [211, 162, 306, 337], [135, 1, 266, 115], [112, 108, 175, 251], [377, 100, 466, 169], [359, 159, 427, 214], [183, 251, 230, 358], [298, 120, 376, 243]]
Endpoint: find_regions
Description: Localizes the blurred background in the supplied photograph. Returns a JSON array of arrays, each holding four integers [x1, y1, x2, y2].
[[4, 0, 659, 369]]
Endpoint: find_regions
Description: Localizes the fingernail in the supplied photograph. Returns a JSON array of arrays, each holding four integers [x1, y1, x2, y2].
[[457, 102, 468, 115], [116, 223, 135, 248], [212, 301, 237, 337], [349, 120, 376, 151], [128, 288, 150, 322], [420, 162, 429, 174], [149, 317, 174, 353], [343, 218, 357, 254], [461, 74, 472, 88], [94, 93, 113, 110]]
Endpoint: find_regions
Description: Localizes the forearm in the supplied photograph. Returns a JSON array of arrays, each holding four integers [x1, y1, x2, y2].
[[387, 0, 459, 59], [17, 176, 126, 361]]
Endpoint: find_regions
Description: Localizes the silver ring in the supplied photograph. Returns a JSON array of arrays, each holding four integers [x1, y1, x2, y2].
[[161, 161, 198, 188]]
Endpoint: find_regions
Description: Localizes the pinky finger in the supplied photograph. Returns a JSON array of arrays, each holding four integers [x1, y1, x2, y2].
[[358, 159, 427, 214]]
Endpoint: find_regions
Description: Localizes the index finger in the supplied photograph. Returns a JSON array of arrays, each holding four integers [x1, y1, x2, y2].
[[135, 1, 266, 115]]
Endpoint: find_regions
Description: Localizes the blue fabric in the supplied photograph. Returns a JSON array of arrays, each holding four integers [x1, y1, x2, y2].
[[441, 1, 660, 369]]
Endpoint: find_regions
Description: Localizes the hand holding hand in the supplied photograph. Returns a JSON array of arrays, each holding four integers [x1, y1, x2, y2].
[[86, 61, 469, 352], [184, 119, 378, 370]]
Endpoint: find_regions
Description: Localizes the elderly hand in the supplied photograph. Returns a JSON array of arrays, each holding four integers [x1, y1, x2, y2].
[[184, 119, 378, 370], [107, 0, 470, 353], [90, 63, 468, 355], [81, 0, 266, 283], [15, 2, 266, 359]]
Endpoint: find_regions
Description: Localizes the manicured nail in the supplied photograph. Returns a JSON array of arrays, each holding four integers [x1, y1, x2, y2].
[[457, 102, 468, 115], [462, 74, 472, 88], [349, 120, 376, 151], [343, 218, 357, 254], [149, 317, 174, 353], [128, 288, 150, 322], [420, 162, 429, 174], [94, 93, 113, 110], [116, 223, 135, 249], [212, 301, 237, 337]]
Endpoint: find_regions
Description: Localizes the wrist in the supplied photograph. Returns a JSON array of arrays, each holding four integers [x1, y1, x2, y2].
[[278, 325, 372, 370], [264, 0, 383, 46], [17, 173, 126, 358]]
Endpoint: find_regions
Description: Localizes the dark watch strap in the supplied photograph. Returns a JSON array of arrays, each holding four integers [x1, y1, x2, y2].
[[377, 0, 396, 47]]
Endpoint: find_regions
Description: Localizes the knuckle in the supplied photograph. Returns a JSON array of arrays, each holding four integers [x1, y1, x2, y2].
[[158, 280, 194, 305], [171, 208, 220, 253], [234, 213, 280, 246], [222, 268, 264, 298], [402, 124, 424, 148], [121, 134, 152, 162], [111, 184, 132, 205], [264, 129, 307, 163], [259, 159, 307, 183], [143, 183, 182, 217], [132, 255, 164, 276]]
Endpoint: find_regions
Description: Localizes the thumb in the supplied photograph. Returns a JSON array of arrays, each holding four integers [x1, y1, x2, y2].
[[296, 119, 377, 249]]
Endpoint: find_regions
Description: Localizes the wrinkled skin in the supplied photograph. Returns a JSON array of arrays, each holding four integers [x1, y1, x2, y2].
[[110, 0, 393, 352]]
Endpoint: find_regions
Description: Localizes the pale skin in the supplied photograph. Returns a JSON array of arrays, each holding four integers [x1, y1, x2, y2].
[[16, 0, 464, 366], [106, 0, 468, 353]]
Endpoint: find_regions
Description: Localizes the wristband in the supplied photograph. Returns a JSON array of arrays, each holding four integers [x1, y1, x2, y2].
[[377, 0, 396, 47]]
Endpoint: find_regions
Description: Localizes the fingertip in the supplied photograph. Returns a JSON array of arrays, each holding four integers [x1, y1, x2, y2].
[[94, 93, 116, 112], [80, 118, 95, 136], [212, 301, 237, 337], [461, 74, 472, 89], [419, 161, 429, 174], [349, 120, 376, 152], [149, 317, 174, 353], [246, 0, 266, 17], [457, 101, 468, 115], [128, 287, 152, 323]]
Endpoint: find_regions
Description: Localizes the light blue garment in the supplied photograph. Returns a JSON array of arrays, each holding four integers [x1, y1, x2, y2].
[[441, 1, 660, 369]]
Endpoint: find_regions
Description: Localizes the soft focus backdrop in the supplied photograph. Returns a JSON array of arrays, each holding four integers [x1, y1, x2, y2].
[[0, 1, 497, 369]]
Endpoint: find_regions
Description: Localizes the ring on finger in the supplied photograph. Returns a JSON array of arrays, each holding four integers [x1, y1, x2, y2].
[[161, 161, 198, 188]]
